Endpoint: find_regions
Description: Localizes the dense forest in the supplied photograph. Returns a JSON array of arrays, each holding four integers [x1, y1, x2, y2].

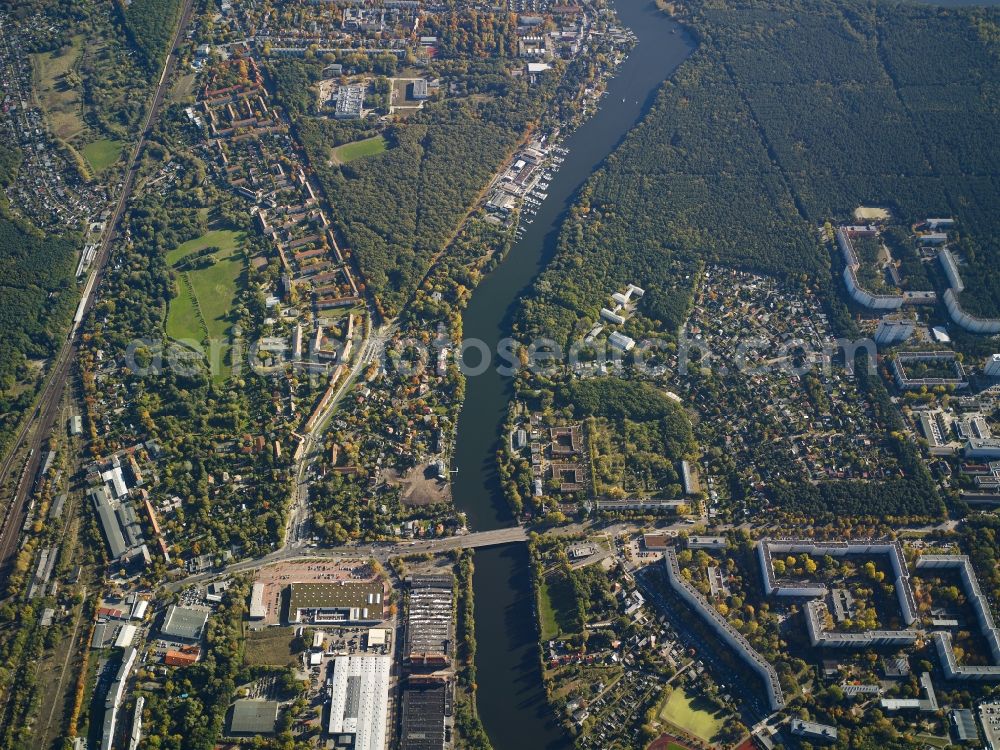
[[559, 378, 691, 429], [519, 0, 1000, 345], [0, 217, 78, 456], [296, 61, 560, 316], [117, 0, 183, 75], [513, 0, 1000, 519]]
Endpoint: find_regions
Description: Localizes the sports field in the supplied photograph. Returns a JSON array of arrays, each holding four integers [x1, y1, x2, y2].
[[657, 689, 723, 744], [538, 577, 560, 640], [332, 135, 387, 164], [538, 571, 580, 640], [82, 139, 124, 172]]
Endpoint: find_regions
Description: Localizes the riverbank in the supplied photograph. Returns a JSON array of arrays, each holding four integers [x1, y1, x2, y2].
[[450, 0, 697, 747]]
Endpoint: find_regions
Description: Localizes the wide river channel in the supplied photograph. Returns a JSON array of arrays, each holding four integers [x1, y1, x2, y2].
[[451, 1, 694, 748]]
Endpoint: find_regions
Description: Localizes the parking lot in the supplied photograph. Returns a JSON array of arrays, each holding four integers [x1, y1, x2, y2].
[[252, 559, 380, 625]]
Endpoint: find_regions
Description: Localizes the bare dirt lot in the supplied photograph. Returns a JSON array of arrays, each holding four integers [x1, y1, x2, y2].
[[386, 462, 452, 506]]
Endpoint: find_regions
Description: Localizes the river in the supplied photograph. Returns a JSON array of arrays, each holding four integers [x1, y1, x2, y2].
[[450, 1, 694, 748]]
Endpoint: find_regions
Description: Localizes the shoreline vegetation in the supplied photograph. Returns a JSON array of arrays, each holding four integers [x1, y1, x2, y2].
[[509, 0, 1000, 526], [455, 550, 494, 750]]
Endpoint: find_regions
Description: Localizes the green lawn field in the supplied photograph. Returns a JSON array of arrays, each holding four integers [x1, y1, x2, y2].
[[244, 626, 300, 667], [538, 577, 561, 640], [538, 571, 581, 640], [165, 228, 242, 266], [657, 689, 723, 744], [81, 138, 124, 173], [166, 273, 206, 341], [332, 135, 387, 164], [165, 229, 245, 380], [31, 35, 87, 141]]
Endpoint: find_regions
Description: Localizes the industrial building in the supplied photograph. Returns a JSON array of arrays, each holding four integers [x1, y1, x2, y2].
[[249, 582, 267, 620], [404, 575, 453, 667], [327, 655, 391, 750], [90, 486, 128, 560], [400, 681, 448, 750], [229, 699, 279, 736], [161, 604, 210, 642], [287, 581, 384, 624], [100, 647, 137, 750]]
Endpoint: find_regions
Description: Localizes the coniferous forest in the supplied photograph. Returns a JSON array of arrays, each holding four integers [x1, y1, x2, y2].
[[519, 0, 1000, 345]]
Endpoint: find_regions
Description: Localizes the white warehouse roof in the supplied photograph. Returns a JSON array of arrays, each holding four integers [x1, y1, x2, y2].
[[328, 655, 391, 750]]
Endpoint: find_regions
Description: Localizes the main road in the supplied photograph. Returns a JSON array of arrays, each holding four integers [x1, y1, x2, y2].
[[165, 525, 528, 591], [0, 0, 197, 578], [285, 323, 395, 548]]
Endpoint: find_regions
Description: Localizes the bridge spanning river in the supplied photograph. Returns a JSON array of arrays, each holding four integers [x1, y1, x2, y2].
[[448, 0, 695, 746], [166, 526, 527, 590]]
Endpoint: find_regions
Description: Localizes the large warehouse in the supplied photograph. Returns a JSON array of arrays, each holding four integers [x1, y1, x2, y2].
[[161, 604, 210, 642], [327, 655, 391, 750], [401, 681, 448, 750], [404, 575, 453, 667], [287, 581, 384, 625]]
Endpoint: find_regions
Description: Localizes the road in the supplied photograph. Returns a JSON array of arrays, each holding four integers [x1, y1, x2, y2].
[[0, 0, 197, 578], [285, 323, 395, 548], [167, 525, 528, 591]]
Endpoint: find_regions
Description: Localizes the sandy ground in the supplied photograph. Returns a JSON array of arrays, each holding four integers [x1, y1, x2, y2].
[[385, 462, 452, 506], [854, 206, 891, 221]]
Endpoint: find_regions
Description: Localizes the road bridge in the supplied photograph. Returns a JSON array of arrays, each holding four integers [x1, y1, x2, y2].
[[165, 525, 527, 591]]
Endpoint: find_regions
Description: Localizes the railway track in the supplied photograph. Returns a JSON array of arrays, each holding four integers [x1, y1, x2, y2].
[[0, 0, 197, 581]]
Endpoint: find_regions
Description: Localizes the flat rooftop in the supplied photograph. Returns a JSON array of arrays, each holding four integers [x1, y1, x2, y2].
[[405, 575, 453, 664], [289, 581, 383, 616], [229, 699, 279, 735], [328, 655, 391, 750], [401, 682, 447, 750], [162, 605, 210, 641]]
